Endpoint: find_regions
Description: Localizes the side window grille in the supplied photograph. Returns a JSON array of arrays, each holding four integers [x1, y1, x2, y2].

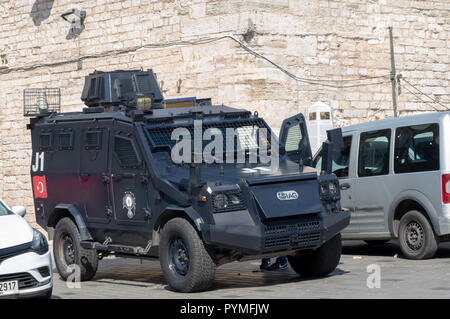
[[39, 133, 52, 151], [58, 132, 73, 150], [114, 136, 140, 167], [85, 131, 102, 150]]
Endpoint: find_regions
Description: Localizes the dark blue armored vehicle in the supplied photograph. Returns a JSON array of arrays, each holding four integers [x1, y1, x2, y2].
[[26, 70, 350, 292]]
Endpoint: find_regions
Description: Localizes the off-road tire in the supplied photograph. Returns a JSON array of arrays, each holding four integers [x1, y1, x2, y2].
[[53, 217, 98, 281], [364, 240, 389, 245], [288, 233, 342, 277], [398, 210, 439, 260], [159, 218, 216, 293]]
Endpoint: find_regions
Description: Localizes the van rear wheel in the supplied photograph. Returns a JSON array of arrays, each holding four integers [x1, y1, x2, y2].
[[288, 233, 342, 277], [53, 217, 98, 281], [398, 210, 438, 260], [159, 218, 216, 293]]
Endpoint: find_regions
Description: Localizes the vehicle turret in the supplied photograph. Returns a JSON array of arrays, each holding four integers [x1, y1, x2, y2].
[[80, 69, 164, 111]]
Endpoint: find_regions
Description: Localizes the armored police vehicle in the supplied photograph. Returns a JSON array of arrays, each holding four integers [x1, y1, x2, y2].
[[26, 70, 350, 292]]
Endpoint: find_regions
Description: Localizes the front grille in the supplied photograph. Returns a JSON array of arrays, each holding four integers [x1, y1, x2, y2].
[[264, 220, 320, 235], [0, 273, 39, 290], [264, 235, 291, 249], [292, 232, 321, 245], [38, 266, 51, 278], [263, 218, 322, 250], [0, 243, 32, 265], [264, 232, 321, 249]]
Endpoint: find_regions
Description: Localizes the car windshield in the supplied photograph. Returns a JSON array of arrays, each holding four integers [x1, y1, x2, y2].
[[0, 202, 11, 216]]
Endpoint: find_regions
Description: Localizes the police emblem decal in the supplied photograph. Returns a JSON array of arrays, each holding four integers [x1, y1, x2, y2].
[[122, 192, 136, 219]]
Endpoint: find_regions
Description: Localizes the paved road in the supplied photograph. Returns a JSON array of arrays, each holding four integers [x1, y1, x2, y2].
[[51, 241, 450, 299]]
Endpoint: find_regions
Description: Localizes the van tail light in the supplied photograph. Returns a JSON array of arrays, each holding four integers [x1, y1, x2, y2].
[[442, 174, 450, 204]]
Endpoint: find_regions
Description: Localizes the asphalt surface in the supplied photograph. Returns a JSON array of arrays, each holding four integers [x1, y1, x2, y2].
[[50, 241, 450, 299]]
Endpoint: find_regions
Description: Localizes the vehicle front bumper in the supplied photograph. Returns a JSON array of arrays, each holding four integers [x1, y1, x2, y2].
[[0, 250, 53, 299], [201, 210, 350, 255]]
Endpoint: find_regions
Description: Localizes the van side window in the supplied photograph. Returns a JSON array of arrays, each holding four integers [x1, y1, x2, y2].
[[114, 136, 141, 167], [394, 123, 439, 174], [313, 136, 352, 178], [358, 129, 391, 177]]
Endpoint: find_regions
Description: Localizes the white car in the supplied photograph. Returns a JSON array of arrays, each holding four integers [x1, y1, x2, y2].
[[0, 200, 53, 298]]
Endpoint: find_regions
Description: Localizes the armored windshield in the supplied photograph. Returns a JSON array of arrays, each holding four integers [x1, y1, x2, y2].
[[145, 119, 273, 162]]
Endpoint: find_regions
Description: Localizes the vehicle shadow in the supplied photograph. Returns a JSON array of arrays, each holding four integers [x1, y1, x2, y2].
[[342, 240, 450, 259], [82, 258, 349, 293]]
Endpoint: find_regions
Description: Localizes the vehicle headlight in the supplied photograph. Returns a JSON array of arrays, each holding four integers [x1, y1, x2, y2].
[[136, 97, 152, 111], [31, 229, 48, 255], [318, 179, 340, 202], [212, 190, 245, 212], [229, 194, 241, 205], [329, 182, 337, 195], [213, 194, 229, 210]]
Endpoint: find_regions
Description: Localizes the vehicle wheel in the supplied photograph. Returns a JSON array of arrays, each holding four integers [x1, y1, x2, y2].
[[364, 240, 389, 245], [398, 210, 439, 260], [288, 233, 342, 277], [159, 218, 216, 293], [53, 217, 98, 281]]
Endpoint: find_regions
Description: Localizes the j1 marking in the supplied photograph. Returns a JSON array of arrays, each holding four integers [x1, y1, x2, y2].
[[32, 152, 45, 172]]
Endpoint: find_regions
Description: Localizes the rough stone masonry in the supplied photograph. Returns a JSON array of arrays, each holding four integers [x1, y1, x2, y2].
[[0, 0, 449, 226]]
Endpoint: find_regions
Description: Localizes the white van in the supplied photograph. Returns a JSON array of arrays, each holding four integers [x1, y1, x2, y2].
[[313, 112, 450, 259]]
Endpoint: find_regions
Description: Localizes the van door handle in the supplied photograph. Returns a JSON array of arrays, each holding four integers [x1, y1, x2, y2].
[[340, 183, 351, 190]]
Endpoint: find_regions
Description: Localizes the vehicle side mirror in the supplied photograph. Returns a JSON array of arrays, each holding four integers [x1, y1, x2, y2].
[[327, 128, 344, 150], [12, 206, 26, 218], [321, 128, 344, 174]]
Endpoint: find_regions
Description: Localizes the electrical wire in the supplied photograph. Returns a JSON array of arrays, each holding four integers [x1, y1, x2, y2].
[[402, 85, 447, 112], [402, 78, 449, 111], [0, 35, 389, 88], [226, 35, 390, 85]]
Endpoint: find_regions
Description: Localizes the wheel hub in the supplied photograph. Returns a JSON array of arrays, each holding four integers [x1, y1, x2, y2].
[[62, 235, 75, 265], [405, 221, 424, 251], [168, 237, 190, 277]]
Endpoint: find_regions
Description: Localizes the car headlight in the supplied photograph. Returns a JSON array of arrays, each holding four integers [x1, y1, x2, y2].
[[31, 229, 48, 255]]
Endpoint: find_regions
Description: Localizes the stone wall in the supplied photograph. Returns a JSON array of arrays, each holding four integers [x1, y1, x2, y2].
[[0, 0, 448, 226]]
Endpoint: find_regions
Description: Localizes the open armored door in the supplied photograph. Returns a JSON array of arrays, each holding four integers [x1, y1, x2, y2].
[[279, 113, 313, 166]]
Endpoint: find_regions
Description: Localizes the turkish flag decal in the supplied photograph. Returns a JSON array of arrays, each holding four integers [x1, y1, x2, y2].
[[33, 175, 48, 199]]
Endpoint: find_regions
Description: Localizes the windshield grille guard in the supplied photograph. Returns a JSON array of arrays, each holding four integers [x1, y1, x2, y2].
[[145, 118, 271, 151]]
